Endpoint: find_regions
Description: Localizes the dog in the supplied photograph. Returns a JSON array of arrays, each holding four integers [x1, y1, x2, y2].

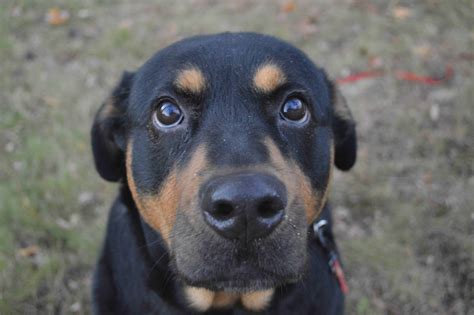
[[91, 32, 356, 314]]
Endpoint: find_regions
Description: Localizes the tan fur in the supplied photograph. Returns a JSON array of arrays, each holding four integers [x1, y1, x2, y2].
[[126, 141, 179, 246], [253, 63, 286, 93], [176, 145, 208, 207], [212, 292, 239, 309], [184, 286, 215, 312], [296, 166, 319, 223], [175, 66, 206, 94], [241, 289, 275, 311], [184, 286, 273, 312], [264, 138, 322, 222], [127, 138, 327, 313], [126, 143, 209, 246]]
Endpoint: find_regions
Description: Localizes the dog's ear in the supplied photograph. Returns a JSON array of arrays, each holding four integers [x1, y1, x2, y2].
[[328, 80, 357, 171], [91, 71, 134, 182]]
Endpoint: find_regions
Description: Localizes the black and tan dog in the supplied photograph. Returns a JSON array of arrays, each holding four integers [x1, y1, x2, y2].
[[91, 32, 356, 314]]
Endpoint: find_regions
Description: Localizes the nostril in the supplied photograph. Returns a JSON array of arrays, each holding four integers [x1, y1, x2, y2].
[[212, 201, 235, 220], [201, 172, 287, 241], [257, 197, 284, 219]]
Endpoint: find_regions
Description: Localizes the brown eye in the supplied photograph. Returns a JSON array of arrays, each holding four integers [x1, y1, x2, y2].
[[153, 101, 184, 128], [280, 97, 308, 122]]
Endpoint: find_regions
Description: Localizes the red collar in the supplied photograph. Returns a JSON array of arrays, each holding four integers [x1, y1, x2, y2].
[[313, 220, 349, 294]]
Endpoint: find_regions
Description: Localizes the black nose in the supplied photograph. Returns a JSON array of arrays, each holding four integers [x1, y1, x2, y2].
[[200, 172, 287, 242]]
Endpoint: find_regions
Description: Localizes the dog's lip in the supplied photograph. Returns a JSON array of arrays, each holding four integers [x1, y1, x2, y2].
[[179, 274, 301, 293], [177, 264, 303, 292]]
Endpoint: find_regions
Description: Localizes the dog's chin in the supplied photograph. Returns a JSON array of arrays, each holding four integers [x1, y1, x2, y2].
[[172, 209, 309, 293], [177, 263, 304, 293]]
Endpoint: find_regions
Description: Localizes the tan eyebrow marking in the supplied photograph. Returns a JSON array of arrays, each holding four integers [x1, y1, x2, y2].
[[253, 63, 287, 93], [175, 66, 206, 94]]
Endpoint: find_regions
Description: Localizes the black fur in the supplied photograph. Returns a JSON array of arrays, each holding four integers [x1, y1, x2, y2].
[[91, 32, 356, 314], [327, 79, 357, 171], [91, 71, 134, 181]]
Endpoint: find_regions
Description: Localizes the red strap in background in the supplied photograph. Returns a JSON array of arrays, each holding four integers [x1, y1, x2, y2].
[[336, 70, 384, 84], [395, 65, 454, 85], [336, 65, 453, 86]]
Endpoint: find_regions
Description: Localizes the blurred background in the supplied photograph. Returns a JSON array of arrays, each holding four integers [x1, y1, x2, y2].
[[0, 0, 472, 314]]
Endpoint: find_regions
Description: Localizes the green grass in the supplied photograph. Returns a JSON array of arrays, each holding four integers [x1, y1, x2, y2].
[[0, 0, 473, 313]]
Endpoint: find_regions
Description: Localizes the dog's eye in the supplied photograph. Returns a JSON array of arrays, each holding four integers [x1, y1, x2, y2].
[[280, 97, 308, 123], [153, 101, 184, 128]]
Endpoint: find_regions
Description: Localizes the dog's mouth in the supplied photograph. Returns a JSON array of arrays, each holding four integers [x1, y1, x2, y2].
[[171, 227, 309, 295], [176, 260, 304, 312], [169, 196, 311, 308], [177, 261, 303, 292]]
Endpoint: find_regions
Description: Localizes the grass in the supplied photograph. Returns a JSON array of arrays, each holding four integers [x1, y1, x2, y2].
[[0, 0, 473, 314]]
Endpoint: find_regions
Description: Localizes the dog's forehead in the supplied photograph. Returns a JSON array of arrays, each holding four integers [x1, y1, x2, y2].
[[129, 33, 330, 125], [137, 33, 317, 89]]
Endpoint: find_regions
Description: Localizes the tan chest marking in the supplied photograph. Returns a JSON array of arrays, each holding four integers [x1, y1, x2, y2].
[[184, 286, 274, 312]]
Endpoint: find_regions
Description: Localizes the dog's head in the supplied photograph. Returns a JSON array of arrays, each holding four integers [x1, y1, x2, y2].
[[92, 33, 356, 311]]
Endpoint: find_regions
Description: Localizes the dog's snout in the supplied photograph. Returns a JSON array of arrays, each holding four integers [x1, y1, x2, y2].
[[200, 172, 287, 242]]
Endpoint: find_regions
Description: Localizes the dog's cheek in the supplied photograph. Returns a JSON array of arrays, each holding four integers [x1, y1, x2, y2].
[[292, 165, 319, 223], [292, 154, 333, 223], [126, 141, 179, 246], [177, 145, 208, 214], [264, 137, 330, 223]]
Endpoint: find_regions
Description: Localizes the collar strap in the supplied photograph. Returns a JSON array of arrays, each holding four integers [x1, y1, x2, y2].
[[313, 219, 349, 294]]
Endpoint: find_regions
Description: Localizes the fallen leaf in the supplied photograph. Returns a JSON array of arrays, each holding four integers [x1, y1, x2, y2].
[[46, 8, 70, 26], [392, 6, 412, 20], [281, 1, 296, 13], [17, 245, 39, 257]]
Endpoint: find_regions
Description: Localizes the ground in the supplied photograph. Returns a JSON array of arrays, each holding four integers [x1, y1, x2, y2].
[[0, 0, 473, 314]]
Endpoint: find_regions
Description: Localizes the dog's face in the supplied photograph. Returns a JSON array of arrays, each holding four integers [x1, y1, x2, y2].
[[92, 33, 356, 310]]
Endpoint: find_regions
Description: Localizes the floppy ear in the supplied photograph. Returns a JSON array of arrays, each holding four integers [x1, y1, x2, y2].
[[91, 71, 134, 182], [328, 80, 357, 171]]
